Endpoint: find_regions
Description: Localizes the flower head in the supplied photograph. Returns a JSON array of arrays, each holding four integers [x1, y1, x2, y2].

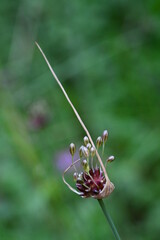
[[76, 168, 106, 198], [63, 130, 115, 199]]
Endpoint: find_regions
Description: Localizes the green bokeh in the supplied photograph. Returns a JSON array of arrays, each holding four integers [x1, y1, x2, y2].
[[0, 0, 160, 239]]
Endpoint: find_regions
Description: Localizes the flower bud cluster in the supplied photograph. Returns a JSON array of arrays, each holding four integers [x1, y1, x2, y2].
[[67, 130, 114, 198]]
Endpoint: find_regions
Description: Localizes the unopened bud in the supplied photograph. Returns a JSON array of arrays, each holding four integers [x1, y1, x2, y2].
[[83, 146, 90, 158], [82, 159, 89, 172], [86, 143, 91, 150], [90, 147, 96, 157], [107, 155, 115, 163], [79, 146, 84, 158], [102, 130, 108, 142], [73, 172, 78, 181], [96, 136, 102, 148], [69, 143, 76, 156], [82, 159, 88, 168], [83, 136, 89, 146]]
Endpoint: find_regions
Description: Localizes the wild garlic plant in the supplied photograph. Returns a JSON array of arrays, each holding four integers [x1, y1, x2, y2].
[[35, 42, 121, 240]]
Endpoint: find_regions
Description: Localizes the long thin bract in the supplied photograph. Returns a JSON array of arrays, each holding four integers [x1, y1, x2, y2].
[[35, 42, 109, 183]]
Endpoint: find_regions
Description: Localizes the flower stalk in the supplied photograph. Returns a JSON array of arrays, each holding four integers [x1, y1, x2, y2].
[[98, 199, 121, 240]]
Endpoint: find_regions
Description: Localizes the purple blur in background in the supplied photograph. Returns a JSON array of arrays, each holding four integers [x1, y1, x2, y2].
[[55, 149, 80, 173]]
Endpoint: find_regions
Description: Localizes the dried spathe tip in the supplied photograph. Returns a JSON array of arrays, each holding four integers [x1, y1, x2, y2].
[[93, 181, 115, 199]]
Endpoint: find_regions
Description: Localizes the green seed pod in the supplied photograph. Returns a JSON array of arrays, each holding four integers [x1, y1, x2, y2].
[[90, 147, 96, 157], [96, 136, 102, 148], [86, 143, 91, 150], [79, 146, 84, 158], [107, 155, 115, 163], [69, 143, 76, 156], [83, 136, 89, 146], [83, 146, 90, 158], [102, 130, 108, 142]]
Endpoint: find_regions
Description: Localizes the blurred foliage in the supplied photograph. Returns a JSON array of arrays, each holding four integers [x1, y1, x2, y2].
[[0, 0, 160, 239]]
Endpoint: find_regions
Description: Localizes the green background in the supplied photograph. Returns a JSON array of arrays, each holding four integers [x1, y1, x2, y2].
[[0, 0, 160, 239]]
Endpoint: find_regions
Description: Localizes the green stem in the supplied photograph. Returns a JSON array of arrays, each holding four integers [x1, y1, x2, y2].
[[102, 142, 105, 157], [98, 199, 121, 240]]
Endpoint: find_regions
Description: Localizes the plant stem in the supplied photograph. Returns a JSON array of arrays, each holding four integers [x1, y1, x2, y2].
[[98, 199, 121, 240], [102, 142, 105, 157]]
